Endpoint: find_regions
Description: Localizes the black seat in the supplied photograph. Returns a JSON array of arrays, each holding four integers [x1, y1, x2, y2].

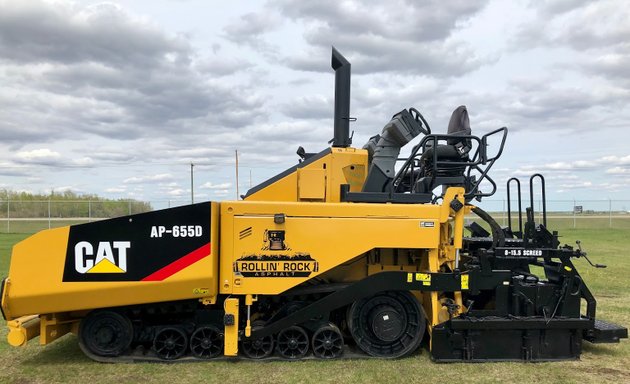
[[414, 106, 473, 193], [446, 105, 472, 146]]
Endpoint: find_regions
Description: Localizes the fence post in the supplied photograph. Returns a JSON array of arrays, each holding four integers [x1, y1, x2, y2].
[[48, 199, 51, 229], [6, 198, 9, 234], [609, 198, 612, 228], [573, 199, 576, 229]]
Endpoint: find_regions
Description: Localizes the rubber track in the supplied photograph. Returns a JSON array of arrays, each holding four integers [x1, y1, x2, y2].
[[79, 342, 409, 363]]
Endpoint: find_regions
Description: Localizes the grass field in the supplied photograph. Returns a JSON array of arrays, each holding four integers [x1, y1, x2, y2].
[[0, 219, 102, 235], [0, 224, 628, 384]]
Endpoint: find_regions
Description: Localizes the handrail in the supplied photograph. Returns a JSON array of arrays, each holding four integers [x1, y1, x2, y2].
[[392, 127, 508, 201], [507, 177, 523, 236], [462, 127, 508, 199], [529, 173, 547, 227]]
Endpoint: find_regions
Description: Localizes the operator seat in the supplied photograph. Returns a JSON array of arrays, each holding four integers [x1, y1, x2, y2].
[[414, 105, 473, 194]]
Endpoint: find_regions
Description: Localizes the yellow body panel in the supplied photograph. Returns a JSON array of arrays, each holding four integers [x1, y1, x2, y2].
[[244, 148, 368, 203], [297, 168, 326, 200], [220, 188, 464, 298], [3, 202, 220, 320]]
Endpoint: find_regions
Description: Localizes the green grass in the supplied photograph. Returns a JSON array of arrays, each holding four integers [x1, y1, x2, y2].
[[0, 219, 100, 234], [0, 234, 29, 282], [0, 225, 628, 384]]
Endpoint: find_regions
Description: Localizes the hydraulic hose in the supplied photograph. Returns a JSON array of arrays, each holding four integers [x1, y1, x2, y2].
[[471, 206, 505, 248]]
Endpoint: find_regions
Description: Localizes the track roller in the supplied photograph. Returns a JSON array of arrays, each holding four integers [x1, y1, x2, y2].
[[348, 290, 424, 358], [276, 325, 309, 359], [241, 321, 275, 359], [190, 326, 223, 359], [311, 323, 344, 359], [79, 310, 133, 357], [153, 327, 188, 360]]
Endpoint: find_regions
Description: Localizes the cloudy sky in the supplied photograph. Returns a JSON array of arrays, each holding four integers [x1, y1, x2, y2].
[[0, 0, 628, 209]]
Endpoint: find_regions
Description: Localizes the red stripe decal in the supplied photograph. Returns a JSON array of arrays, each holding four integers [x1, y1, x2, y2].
[[141, 243, 211, 281]]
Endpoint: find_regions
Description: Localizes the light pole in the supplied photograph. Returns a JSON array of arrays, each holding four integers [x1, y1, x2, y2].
[[190, 163, 194, 204], [235, 150, 240, 199]]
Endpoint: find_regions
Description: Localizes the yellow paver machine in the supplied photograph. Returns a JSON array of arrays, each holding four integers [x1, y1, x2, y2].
[[2, 48, 626, 362]]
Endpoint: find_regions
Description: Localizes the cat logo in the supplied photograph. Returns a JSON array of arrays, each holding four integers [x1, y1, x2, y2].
[[74, 241, 131, 274]]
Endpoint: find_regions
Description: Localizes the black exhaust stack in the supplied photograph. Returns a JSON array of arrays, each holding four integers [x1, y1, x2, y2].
[[331, 47, 351, 147]]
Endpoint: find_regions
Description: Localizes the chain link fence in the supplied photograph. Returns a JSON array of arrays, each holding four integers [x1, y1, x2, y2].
[[1, 199, 629, 234], [0, 200, 151, 233], [475, 199, 630, 230]]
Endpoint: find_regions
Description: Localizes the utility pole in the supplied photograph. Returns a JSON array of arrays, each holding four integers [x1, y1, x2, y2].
[[235, 150, 240, 199], [190, 163, 195, 204]]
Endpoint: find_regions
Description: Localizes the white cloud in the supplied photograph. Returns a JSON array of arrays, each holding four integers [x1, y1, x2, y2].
[[73, 156, 94, 166], [601, 155, 630, 165], [52, 185, 82, 193], [0, 0, 628, 204], [105, 187, 126, 193], [514, 155, 630, 176], [200, 182, 232, 190], [605, 166, 630, 174], [212, 189, 230, 197], [15, 149, 62, 164], [558, 181, 593, 189], [123, 173, 175, 184], [166, 188, 186, 197]]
